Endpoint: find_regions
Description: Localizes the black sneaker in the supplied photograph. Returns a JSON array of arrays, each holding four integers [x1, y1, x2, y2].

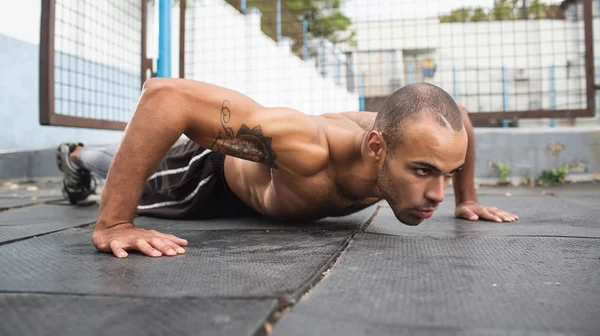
[[56, 143, 96, 204]]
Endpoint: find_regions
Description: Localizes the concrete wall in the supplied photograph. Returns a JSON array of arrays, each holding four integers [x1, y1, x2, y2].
[[473, 127, 600, 185], [0, 33, 125, 151]]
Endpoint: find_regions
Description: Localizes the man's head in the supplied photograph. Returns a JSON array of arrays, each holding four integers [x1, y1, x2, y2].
[[367, 83, 468, 225]]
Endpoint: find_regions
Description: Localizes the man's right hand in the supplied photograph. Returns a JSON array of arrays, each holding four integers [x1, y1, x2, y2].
[[92, 223, 188, 258]]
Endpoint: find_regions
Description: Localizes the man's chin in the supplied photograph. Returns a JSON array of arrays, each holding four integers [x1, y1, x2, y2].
[[395, 213, 425, 226]]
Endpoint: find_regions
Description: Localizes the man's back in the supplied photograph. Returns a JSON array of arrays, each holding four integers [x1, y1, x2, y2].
[[223, 112, 380, 222]]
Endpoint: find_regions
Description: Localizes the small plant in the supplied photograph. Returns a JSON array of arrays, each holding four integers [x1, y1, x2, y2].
[[535, 164, 569, 186], [522, 171, 535, 187], [494, 161, 512, 186]]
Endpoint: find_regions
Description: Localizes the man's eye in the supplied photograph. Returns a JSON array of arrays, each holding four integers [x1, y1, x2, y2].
[[416, 168, 429, 176], [448, 171, 456, 177]]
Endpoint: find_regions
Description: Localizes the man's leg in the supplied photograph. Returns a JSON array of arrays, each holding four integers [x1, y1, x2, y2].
[[56, 143, 118, 204], [72, 144, 119, 179]]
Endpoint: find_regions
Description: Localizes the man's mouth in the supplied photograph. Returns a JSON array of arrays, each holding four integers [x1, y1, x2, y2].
[[415, 207, 438, 219]]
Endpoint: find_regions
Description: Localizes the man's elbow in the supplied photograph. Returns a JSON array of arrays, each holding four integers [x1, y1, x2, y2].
[[141, 77, 180, 97]]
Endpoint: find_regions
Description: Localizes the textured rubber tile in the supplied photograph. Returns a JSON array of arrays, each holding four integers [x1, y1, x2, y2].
[[560, 196, 600, 210], [273, 234, 600, 335], [543, 182, 600, 197], [0, 293, 276, 336], [135, 204, 377, 231], [0, 228, 352, 298], [0, 196, 63, 210], [0, 204, 98, 244], [366, 195, 600, 238]]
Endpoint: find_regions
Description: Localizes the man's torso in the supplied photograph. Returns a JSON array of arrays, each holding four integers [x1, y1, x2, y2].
[[223, 112, 381, 221]]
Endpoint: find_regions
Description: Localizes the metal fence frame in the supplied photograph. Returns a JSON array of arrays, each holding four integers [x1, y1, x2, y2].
[[41, 0, 598, 130], [39, 0, 151, 130]]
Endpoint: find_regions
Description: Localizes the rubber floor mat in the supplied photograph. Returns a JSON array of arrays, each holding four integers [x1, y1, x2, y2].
[[0, 197, 63, 211], [273, 233, 600, 335], [0, 204, 98, 244], [366, 195, 600, 237], [0, 293, 277, 336], [0, 228, 352, 298], [135, 204, 377, 231]]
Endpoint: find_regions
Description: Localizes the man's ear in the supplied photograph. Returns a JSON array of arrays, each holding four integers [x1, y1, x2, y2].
[[367, 130, 387, 164]]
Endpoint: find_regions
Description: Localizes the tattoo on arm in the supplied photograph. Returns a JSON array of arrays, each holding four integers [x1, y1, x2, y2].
[[210, 100, 279, 168]]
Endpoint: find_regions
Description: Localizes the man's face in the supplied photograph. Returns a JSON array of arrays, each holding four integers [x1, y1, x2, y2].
[[374, 114, 468, 226]]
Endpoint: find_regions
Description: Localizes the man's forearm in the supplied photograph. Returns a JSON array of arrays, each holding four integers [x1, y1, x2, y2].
[[95, 80, 190, 230], [452, 103, 477, 205]]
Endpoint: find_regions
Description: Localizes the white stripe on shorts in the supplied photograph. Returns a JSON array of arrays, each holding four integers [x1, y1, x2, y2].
[[146, 149, 211, 181], [137, 174, 213, 210]]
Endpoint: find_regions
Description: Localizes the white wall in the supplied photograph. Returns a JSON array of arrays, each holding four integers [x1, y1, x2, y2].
[[176, 0, 359, 114], [353, 18, 588, 113]]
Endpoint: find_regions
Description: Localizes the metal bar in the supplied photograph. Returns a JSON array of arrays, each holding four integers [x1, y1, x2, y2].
[[179, 0, 186, 78], [453, 65, 459, 101], [141, 0, 150, 85], [502, 65, 509, 128], [49, 114, 127, 130], [157, 0, 172, 78], [302, 19, 308, 60], [359, 72, 365, 111], [39, 0, 55, 126], [597, 64, 600, 125], [584, 0, 596, 116], [550, 64, 556, 127], [277, 0, 281, 42], [468, 109, 593, 122]]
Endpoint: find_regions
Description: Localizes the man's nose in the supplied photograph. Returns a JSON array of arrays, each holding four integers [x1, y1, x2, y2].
[[425, 177, 445, 203]]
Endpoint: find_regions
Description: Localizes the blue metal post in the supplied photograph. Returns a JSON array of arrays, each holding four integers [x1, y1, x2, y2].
[[550, 64, 557, 127], [157, 0, 172, 78], [453, 65, 460, 100], [302, 19, 308, 60], [359, 72, 365, 111], [277, 0, 282, 41], [241, 0, 246, 12], [408, 64, 415, 84], [502, 65, 509, 128]]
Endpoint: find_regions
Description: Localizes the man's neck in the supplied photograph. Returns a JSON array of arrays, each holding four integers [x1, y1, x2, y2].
[[335, 133, 383, 200]]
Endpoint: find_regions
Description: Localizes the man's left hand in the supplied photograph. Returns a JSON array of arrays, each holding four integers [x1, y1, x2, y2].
[[455, 200, 519, 222]]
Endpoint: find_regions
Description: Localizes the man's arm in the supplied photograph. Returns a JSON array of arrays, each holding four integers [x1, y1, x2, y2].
[[452, 102, 518, 222], [451, 102, 477, 205], [93, 78, 328, 258]]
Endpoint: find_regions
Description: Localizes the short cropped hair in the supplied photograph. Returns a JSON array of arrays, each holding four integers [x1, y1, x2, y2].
[[373, 83, 463, 154]]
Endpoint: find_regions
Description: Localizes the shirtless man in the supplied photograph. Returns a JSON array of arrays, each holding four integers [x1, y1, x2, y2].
[[56, 79, 518, 258]]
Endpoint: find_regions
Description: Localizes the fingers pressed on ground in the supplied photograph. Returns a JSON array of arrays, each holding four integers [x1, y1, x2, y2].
[[483, 210, 502, 222], [149, 238, 178, 256], [164, 240, 186, 254], [160, 233, 189, 246], [136, 239, 162, 257], [109, 240, 128, 258]]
